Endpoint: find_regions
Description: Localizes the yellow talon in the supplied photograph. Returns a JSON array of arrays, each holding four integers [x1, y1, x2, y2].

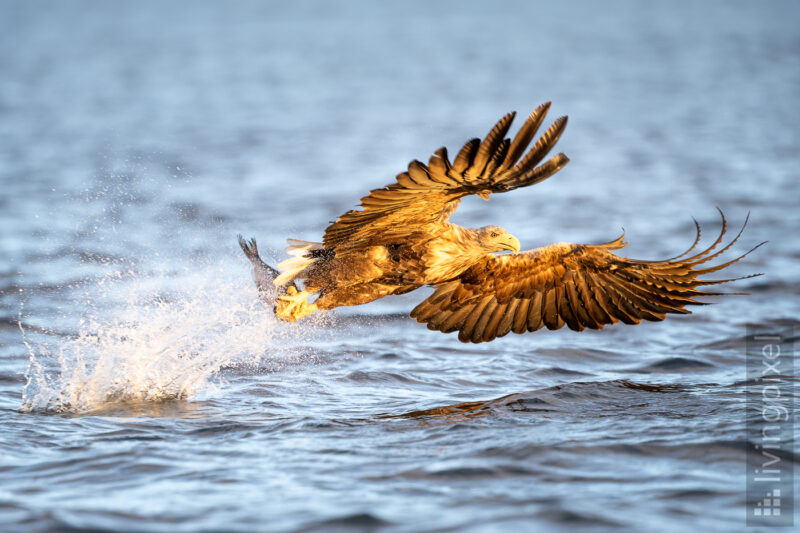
[[275, 288, 317, 322]]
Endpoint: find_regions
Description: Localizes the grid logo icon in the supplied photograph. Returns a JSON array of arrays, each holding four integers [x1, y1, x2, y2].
[[753, 489, 781, 517]]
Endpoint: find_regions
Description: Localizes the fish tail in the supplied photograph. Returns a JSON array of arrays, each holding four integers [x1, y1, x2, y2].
[[238, 234, 263, 263], [238, 234, 289, 296]]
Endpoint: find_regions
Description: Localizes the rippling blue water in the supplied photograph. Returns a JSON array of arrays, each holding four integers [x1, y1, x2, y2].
[[1, 1, 798, 531]]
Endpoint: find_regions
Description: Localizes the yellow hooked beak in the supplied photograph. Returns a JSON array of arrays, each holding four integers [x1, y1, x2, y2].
[[499, 235, 520, 253]]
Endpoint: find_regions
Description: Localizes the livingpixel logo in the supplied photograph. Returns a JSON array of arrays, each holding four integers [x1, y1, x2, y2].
[[746, 328, 794, 527]]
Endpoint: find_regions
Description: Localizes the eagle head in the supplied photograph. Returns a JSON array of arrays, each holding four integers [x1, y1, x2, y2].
[[478, 225, 520, 254]]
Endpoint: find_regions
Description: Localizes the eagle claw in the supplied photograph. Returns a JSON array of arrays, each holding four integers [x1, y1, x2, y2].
[[275, 286, 318, 322]]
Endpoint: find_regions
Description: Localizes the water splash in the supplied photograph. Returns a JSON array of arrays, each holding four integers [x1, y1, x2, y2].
[[20, 263, 303, 414]]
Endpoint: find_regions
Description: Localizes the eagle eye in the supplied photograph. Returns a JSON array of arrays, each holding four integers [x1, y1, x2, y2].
[[490, 232, 498, 238]]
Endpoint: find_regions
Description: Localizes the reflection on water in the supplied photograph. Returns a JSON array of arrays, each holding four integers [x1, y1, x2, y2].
[[1, 0, 799, 531], [379, 380, 689, 423], [68, 398, 211, 420]]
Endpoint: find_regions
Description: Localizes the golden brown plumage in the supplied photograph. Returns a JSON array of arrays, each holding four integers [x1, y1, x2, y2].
[[410, 213, 761, 342], [322, 102, 568, 253], [239, 103, 761, 342]]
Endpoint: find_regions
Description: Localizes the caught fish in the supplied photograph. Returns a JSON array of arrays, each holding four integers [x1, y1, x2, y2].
[[237, 235, 295, 304]]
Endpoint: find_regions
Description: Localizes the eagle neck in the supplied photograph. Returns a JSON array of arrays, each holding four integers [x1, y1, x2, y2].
[[448, 225, 489, 259], [422, 224, 488, 283]]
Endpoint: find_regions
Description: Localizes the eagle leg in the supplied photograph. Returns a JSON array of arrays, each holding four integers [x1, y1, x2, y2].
[[275, 285, 318, 322]]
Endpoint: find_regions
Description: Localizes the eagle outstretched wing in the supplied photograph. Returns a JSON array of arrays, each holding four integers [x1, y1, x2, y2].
[[323, 102, 569, 252], [410, 212, 763, 343]]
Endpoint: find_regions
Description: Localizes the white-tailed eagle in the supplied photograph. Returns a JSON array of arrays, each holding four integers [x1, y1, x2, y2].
[[239, 102, 761, 343]]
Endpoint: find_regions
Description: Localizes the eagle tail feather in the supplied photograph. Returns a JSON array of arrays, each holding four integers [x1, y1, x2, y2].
[[275, 255, 318, 286], [286, 239, 324, 256]]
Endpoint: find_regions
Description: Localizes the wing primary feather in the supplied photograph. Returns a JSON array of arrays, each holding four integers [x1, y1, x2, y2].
[[613, 270, 701, 304], [683, 208, 728, 262], [667, 217, 702, 260], [594, 277, 642, 324], [693, 241, 766, 275], [452, 138, 480, 174], [598, 274, 670, 320], [605, 274, 688, 315], [497, 153, 570, 191], [468, 112, 516, 179], [407, 160, 432, 186], [395, 172, 423, 189], [505, 116, 568, 178], [574, 273, 611, 327], [428, 149, 459, 186], [589, 282, 620, 326], [501, 101, 551, 170], [687, 211, 751, 267], [483, 138, 510, 178]]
